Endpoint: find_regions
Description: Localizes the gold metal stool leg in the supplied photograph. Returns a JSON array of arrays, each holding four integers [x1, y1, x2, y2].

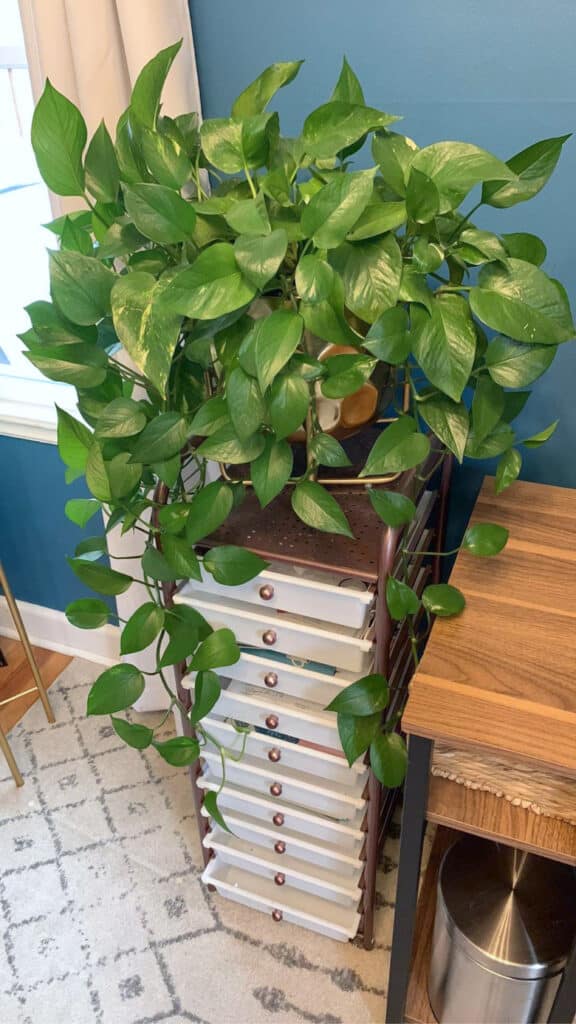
[[0, 725, 24, 787], [0, 562, 55, 725]]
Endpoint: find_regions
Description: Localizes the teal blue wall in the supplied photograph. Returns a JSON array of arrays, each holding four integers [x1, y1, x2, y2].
[[3, 2, 576, 610], [0, 437, 110, 612], [190, 0, 576, 540]]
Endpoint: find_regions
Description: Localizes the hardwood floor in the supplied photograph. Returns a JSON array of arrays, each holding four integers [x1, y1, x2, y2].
[[0, 637, 70, 733]]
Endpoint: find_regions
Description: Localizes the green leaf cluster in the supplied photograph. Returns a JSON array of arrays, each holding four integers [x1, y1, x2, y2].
[[28, 47, 574, 781], [325, 673, 406, 786]]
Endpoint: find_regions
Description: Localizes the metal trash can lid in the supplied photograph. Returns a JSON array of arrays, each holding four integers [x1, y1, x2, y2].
[[438, 836, 576, 981]]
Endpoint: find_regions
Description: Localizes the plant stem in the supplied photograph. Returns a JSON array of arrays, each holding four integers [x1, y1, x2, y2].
[[155, 703, 176, 729], [415, 451, 446, 484], [194, 152, 208, 200], [404, 362, 414, 417], [112, 501, 160, 535], [436, 285, 472, 294], [304, 407, 316, 479], [300, 238, 314, 259], [399, 547, 420, 671], [202, 725, 249, 765], [106, 552, 144, 561], [152, 633, 189, 718], [407, 616, 420, 670], [309, 166, 329, 184], [243, 162, 257, 198], [84, 194, 110, 231], [446, 201, 483, 244], [403, 546, 460, 558], [107, 357, 151, 389]]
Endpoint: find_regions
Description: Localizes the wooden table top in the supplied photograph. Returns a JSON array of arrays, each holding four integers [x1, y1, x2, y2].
[[403, 477, 576, 775]]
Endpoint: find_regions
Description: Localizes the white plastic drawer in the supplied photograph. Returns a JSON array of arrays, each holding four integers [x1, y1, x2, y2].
[[203, 858, 360, 942], [208, 679, 341, 749], [200, 805, 363, 875], [202, 716, 367, 787], [188, 559, 374, 629], [175, 591, 374, 673], [203, 828, 362, 906], [184, 650, 364, 708], [198, 774, 365, 853], [200, 752, 365, 821]]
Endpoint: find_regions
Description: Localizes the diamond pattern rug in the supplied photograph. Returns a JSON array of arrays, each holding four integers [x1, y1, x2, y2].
[[0, 658, 405, 1023]]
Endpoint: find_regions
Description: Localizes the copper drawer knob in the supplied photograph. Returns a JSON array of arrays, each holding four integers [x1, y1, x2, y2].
[[270, 782, 283, 797], [262, 629, 277, 646], [265, 714, 279, 730], [274, 841, 286, 855], [271, 909, 283, 922], [268, 747, 281, 763], [259, 584, 275, 601], [264, 672, 278, 688], [272, 813, 284, 827], [274, 872, 286, 886]]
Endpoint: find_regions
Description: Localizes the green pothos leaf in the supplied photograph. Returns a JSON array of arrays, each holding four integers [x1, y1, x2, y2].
[[495, 449, 522, 494], [202, 791, 232, 832], [111, 717, 153, 750], [462, 523, 509, 557], [370, 731, 407, 787], [153, 736, 200, 766], [291, 481, 353, 538], [338, 713, 381, 767], [422, 584, 465, 617]]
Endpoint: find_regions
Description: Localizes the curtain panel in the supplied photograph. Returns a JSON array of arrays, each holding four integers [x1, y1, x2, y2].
[[18, 0, 202, 213]]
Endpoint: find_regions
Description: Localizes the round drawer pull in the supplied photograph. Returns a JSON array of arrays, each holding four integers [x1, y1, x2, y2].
[[262, 629, 277, 646], [265, 714, 279, 730], [268, 747, 281, 763], [271, 909, 283, 922], [272, 813, 284, 827], [274, 872, 286, 886], [259, 584, 275, 601], [274, 841, 286, 855], [264, 671, 278, 688], [270, 782, 283, 797]]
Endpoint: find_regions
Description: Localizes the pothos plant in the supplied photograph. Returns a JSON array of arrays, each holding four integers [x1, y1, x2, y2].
[[26, 42, 573, 806]]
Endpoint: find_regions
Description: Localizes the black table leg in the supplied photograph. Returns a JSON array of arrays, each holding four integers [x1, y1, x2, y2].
[[385, 734, 433, 1024], [549, 936, 576, 1023]]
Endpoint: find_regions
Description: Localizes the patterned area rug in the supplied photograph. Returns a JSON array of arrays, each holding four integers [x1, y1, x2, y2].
[[0, 658, 404, 1024]]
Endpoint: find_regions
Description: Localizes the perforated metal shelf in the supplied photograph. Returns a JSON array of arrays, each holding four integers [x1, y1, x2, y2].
[[202, 447, 443, 583]]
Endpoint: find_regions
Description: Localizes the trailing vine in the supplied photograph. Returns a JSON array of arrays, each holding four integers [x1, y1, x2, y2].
[[25, 44, 574, 806]]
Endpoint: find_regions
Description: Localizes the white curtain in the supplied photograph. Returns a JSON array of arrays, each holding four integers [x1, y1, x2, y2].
[[17, 0, 203, 711], [18, 0, 202, 213]]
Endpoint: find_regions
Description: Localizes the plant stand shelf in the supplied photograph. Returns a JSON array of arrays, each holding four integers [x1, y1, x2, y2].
[[198, 474, 421, 583], [169, 450, 452, 949]]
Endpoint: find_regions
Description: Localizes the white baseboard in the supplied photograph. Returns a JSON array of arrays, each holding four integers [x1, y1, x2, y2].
[[0, 597, 171, 711], [0, 597, 120, 665]]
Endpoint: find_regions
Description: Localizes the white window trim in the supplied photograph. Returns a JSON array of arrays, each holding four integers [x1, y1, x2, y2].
[[0, 23, 61, 444], [0, 372, 76, 444]]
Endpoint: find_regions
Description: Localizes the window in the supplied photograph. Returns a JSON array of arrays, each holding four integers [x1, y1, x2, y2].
[[0, 0, 76, 441]]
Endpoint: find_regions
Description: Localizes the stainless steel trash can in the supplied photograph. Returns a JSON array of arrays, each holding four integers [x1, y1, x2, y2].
[[428, 835, 576, 1023]]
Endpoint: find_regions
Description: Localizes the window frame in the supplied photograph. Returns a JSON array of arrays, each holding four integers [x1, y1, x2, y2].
[[0, 26, 72, 445]]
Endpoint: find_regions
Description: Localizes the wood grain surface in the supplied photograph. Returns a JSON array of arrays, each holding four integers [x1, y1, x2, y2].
[[0, 637, 69, 733], [427, 776, 576, 865], [405, 826, 457, 1024], [404, 477, 576, 774]]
